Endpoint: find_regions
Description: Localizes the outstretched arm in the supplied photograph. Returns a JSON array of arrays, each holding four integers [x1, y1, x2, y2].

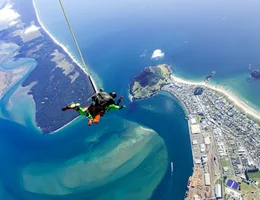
[[106, 104, 126, 111], [116, 96, 123, 105]]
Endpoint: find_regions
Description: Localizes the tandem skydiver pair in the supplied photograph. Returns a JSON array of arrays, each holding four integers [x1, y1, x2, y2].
[[62, 89, 126, 126]]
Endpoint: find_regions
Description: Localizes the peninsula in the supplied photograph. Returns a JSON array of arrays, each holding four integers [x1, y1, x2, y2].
[[0, 0, 95, 133], [130, 64, 260, 200]]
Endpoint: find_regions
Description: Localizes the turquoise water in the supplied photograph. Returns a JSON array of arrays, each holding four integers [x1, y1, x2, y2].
[[0, 4, 191, 198], [35, 0, 260, 110], [1, 0, 260, 199], [128, 94, 193, 199]]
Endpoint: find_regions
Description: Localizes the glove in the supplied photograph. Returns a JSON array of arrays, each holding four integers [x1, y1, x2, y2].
[[119, 105, 126, 110]]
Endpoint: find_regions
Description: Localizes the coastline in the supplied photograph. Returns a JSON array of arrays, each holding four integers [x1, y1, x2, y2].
[[32, 0, 101, 133], [171, 75, 260, 121], [129, 63, 260, 121], [129, 65, 260, 198], [32, 0, 89, 76], [161, 90, 190, 116], [51, 116, 81, 134], [33, 0, 102, 93], [140, 125, 154, 133]]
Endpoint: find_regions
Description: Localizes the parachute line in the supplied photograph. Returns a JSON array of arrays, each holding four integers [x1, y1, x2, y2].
[[58, 0, 97, 93]]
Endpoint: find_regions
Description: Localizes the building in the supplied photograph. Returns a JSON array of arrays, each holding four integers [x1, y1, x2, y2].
[[204, 173, 211, 186], [192, 140, 198, 145], [225, 188, 242, 200], [191, 118, 197, 124], [204, 137, 211, 145], [238, 147, 246, 155], [191, 124, 201, 134], [215, 184, 222, 199], [200, 144, 205, 153], [194, 159, 201, 164]]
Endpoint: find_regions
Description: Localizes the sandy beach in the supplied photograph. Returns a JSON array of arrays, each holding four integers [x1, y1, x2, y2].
[[31, 0, 102, 133], [140, 126, 154, 133], [32, 0, 101, 94], [51, 116, 81, 134], [171, 75, 260, 121], [32, 0, 87, 75]]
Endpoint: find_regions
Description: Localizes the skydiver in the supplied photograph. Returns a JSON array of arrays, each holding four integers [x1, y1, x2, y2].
[[62, 89, 126, 126]]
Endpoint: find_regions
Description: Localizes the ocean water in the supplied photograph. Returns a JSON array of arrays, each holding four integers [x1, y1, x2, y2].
[[1, 0, 260, 199], [127, 94, 193, 199], [1, 3, 189, 198], [35, 0, 260, 110]]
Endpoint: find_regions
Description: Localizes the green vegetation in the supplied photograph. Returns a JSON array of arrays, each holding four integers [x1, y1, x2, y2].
[[197, 115, 205, 123], [197, 116, 201, 123], [240, 182, 256, 195], [248, 171, 260, 180], [215, 179, 221, 184], [134, 66, 164, 87], [221, 158, 231, 168], [130, 64, 172, 100]]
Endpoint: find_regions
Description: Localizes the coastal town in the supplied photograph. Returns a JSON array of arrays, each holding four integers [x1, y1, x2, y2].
[[130, 64, 260, 200]]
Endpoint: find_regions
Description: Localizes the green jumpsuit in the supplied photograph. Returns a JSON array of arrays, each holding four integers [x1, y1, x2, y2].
[[75, 104, 122, 120]]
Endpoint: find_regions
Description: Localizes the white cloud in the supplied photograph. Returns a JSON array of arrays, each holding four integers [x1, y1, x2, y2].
[[0, 3, 20, 31], [151, 49, 165, 60], [22, 24, 42, 43], [9, 20, 19, 26], [24, 24, 40, 35]]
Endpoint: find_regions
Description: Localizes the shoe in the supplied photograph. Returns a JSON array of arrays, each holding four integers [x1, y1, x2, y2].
[[62, 106, 69, 111], [68, 103, 80, 109], [88, 120, 93, 126]]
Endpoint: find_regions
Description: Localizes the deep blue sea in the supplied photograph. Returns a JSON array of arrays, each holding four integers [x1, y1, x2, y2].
[[34, 0, 260, 109], [1, 0, 260, 199]]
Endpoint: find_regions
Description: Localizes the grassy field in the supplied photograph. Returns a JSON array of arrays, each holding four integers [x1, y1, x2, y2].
[[245, 193, 260, 200], [240, 181, 256, 198], [248, 171, 260, 180], [221, 158, 231, 168]]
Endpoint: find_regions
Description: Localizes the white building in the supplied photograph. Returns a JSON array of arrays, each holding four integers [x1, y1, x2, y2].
[[204, 173, 211, 186], [194, 158, 201, 164], [225, 188, 242, 200], [204, 137, 211, 145], [202, 156, 208, 164], [215, 184, 222, 199], [191, 124, 201, 134], [200, 144, 205, 153], [192, 140, 198, 145], [191, 118, 197, 124]]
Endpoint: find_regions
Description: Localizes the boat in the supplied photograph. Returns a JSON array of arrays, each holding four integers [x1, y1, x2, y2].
[[171, 162, 174, 173], [205, 71, 216, 82]]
